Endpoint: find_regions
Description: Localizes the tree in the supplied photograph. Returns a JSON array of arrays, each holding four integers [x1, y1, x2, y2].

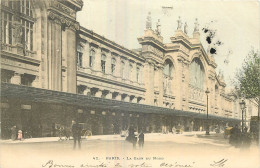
[[234, 50, 260, 121]]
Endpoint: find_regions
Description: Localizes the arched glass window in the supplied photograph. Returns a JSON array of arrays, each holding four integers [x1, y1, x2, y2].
[[189, 58, 205, 89], [163, 59, 173, 77], [163, 59, 174, 94], [101, 54, 106, 73], [111, 58, 116, 75], [89, 49, 95, 67]]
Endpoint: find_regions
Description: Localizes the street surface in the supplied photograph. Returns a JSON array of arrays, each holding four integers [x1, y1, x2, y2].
[[0, 132, 259, 168]]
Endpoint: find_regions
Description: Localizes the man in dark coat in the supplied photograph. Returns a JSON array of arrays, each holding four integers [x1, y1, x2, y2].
[[138, 130, 144, 148], [72, 121, 82, 149], [11, 125, 17, 141]]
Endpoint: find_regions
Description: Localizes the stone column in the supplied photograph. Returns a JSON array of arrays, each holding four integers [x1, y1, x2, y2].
[[94, 47, 101, 72], [47, 19, 62, 91], [176, 59, 183, 110], [157, 65, 164, 106], [133, 62, 137, 82], [143, 61, 155, 105], [115, 56, 121, 78], [125, 59, 130, 80], [65, 27, 77, 93], [11, 73, 21, 85]]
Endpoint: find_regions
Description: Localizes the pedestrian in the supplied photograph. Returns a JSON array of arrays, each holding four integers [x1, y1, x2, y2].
[[138, 130, 144, 148], [133, 131, 137, 149], [72, 121, 82, 149], [17, 130, 23, 140], [64, 126, 70, 140], [58, 126, 64, 141], [11, 126, 17, 141], [230, 125, 241, 147]]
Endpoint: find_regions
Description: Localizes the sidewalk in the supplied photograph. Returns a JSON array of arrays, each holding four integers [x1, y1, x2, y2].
[[0, 131, 216, 144]]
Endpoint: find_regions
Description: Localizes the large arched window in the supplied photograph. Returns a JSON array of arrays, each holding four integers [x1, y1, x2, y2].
[[189, 57, 205, 89], [163, 59, 173, 77], [2, 0, 34, 51], [163, 59, 174, 95], [89, 49, 95, 68]]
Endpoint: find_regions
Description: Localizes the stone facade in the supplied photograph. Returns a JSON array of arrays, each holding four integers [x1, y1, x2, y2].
[[1, 0, 250, 139]]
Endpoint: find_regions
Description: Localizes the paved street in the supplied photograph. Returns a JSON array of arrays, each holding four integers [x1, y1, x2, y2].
[[0, 132, 259, 168]]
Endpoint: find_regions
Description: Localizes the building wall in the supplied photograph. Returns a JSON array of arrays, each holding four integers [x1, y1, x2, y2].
[[1, 0, 248, 137]]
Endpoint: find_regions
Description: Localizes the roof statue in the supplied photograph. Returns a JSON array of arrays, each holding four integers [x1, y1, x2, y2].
[[177, 16, 182, 30], [194, 18, 199, 32], [146, 12, 152, 29], [184, 22, 188, 34], [156, 19, 161, 35]]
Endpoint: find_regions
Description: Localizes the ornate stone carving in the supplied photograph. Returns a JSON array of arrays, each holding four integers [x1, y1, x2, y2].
[[49, 1, 76, 17], [47, 11, 80, 31]]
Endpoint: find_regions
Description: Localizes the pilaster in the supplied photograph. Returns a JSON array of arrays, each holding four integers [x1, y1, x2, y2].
[[94, 47, 101, 72], [143, 61, 155, 105]]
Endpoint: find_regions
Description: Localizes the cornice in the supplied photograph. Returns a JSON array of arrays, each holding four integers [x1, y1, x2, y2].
[[79, 26, 144, 62], [47, 10, 80, 30]]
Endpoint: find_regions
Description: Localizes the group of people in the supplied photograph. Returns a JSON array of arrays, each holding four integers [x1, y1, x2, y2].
[[10, 125, 24, 141], [229, 125, 251, 148], [126, 126, 144, 149]]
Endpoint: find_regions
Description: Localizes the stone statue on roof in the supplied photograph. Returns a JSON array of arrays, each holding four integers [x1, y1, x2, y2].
[[194, 18, 199, 32], [146, 12, 152, 29], [177, 16, 182, 30], [156, 19, 161, 35], [184, 22, 188, 34]]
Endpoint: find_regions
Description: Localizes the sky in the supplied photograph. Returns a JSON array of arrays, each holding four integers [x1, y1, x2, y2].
[[77, 0, 260, 87]]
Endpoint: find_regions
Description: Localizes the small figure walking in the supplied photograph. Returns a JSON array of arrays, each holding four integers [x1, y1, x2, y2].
[[72, 121, 82, 149], [138, 131, 144, 149], [11, 126, 17, 141], [17, 130, 23, 140], [133, 133, 137, 149]]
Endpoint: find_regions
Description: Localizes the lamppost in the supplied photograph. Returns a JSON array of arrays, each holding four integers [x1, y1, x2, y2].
[[205, 88, 210, 135], [239, 99, 246, 132]]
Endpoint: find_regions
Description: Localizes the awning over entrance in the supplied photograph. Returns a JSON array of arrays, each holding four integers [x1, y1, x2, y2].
[[1, 83, 240, 122]]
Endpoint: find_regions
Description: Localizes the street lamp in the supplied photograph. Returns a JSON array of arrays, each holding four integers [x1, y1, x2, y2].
[[205, 88, 210, 135], [239, 99, 246, 132]]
